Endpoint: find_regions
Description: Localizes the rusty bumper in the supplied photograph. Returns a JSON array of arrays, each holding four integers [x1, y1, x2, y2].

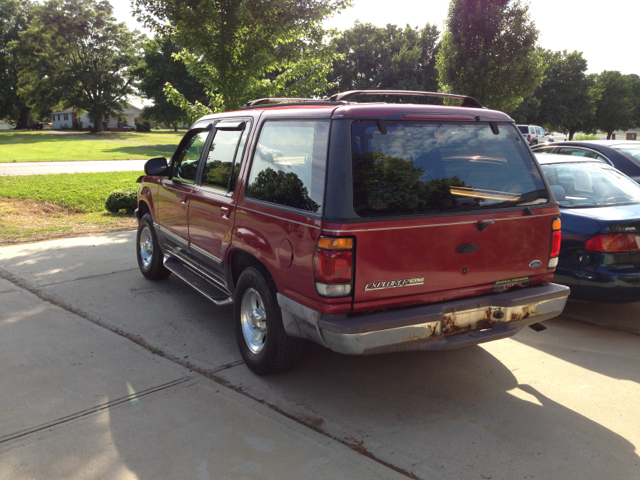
[[278, 283, 570, 355]]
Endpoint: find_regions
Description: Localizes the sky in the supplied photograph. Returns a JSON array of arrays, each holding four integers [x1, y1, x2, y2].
[[110, 0, 639, 76]]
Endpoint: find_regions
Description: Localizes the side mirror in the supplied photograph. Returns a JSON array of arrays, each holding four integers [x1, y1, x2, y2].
[[144, 157, 168, 176]]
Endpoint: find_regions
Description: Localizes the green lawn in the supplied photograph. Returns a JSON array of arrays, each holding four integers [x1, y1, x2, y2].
[[0, 171, 141, 212], [0, 130, 182, 162]]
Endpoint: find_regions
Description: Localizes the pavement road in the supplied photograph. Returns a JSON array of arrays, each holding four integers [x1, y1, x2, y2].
[[0, 160, 146, 176], [1, 232, 639, 479]]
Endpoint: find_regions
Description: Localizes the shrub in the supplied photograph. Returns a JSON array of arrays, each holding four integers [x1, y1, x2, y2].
[[135, 120, 151, 132], [105, 189, 137, 213], [574, 133, 599, 140]]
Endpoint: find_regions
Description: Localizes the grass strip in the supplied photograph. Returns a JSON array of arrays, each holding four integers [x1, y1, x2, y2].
[[0, 130, 180, 162], [0, 171, 141, 212]]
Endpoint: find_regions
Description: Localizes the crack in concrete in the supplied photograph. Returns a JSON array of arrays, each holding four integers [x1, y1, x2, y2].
[[0, 377, 192, 444], [35, 267, 139, 288]]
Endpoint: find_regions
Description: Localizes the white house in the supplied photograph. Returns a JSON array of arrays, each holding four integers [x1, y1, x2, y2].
[[51, 108, 77, 129], [0, 120, 13, 130], [51, 105, 142, 131]]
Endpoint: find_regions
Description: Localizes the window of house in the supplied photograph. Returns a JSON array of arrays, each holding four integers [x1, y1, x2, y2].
[[64, 114, 68, 120]]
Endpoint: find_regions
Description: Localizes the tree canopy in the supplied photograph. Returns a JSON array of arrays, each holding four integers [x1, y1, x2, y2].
[[593, 71, 638, 139], [436, 0, 544, 111], [10, 0, 142, 131], [134, 36, 207, 129], [0, 0, 31, 126], [326, 21, 440, 98], [132, 0, 350, 114], [511, 50, 598, 140]]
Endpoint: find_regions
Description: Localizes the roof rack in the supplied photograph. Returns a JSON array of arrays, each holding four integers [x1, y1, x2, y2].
[[328, 90, 484, 108], [240, 90, 484, 110], [242, 97, 334, 107]]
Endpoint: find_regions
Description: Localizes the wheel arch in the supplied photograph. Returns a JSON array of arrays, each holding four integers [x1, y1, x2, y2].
[[227, 249, 273, 296]]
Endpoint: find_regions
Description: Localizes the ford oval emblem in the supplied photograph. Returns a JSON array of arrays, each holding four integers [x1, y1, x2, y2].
[[529, 260, 542, 268]]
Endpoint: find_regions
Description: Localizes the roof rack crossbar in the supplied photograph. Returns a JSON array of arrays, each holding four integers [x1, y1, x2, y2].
[[244, 97, 321, 107], [327, 90, 484, 109]]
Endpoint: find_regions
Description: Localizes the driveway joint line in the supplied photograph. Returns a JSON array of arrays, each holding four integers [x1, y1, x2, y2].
[[0, 377, 192, 445], [0, 266, 415, 479]]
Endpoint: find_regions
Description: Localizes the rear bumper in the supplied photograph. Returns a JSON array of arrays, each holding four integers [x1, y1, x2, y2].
[[278, 283, 570, 355], [558, 265, 640, 303]]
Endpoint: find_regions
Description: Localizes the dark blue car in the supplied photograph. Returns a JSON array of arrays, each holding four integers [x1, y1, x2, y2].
[[536, 153, 640, 302], [533, 140, 640, 183]]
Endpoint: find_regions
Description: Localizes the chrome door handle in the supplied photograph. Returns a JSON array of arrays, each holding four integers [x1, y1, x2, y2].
[[220, 206, 231, 218]]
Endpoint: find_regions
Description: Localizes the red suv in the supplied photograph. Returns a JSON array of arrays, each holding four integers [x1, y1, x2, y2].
[[135, 90, 569, 375]]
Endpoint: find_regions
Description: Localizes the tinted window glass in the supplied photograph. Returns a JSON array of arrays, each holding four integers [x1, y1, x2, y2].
[[202, 128, 244, 191], [352, 122, 547, 217], [172, 130, 209, 183], [558, 147, 607, 162], [518, 126, 528, 134], [614, 146, 640, 161], [246, 121, 329, 213], [542, 163, 640, 207], [534, 147, 555, 153]]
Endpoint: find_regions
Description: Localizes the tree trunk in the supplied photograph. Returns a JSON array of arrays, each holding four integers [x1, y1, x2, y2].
[[173, 125, 178, 132], [16, 107, 31, 129], [568, 129, 575, 140], [606, 131, 613, 140], [92, 114, 104, 133]]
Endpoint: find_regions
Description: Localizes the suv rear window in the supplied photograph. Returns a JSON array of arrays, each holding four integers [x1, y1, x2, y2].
[[352, 122, 547, 217], [518, 126, 529, 134]]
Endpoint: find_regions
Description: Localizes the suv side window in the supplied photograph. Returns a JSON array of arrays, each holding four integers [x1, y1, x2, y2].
[[245, 120, 329, 213], [201, 124, 248, 192], [172, 130, 210, 183]]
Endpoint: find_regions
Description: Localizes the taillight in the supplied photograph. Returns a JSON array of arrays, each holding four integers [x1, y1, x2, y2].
[[548, 218, 561, 268], [314, 236, 354, 297], [584, 233, 640, 253], [527, 134, 532, 141]]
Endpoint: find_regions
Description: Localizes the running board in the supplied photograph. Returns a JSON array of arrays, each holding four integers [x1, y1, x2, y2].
[[164, 256, 233, 306]]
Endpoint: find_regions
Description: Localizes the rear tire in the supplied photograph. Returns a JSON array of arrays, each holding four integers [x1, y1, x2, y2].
[[136, 213, 171, 280], [234, 266, 305, 375]]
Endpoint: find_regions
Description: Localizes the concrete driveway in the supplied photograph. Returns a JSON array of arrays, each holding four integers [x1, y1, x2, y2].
[[1, 232, 639, 479]]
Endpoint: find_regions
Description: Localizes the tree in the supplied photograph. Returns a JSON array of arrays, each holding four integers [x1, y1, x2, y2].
[[628, 74, 640, 129], [132, 0, 350, 114], [135, 36, 207, 130], [593, 71, 637, 139], [511, 50, 598, 140], [0, 0, 31, 127], [10, 0, 142, 132], [326, 22, 440, 98], [436, 0, 544, 112]]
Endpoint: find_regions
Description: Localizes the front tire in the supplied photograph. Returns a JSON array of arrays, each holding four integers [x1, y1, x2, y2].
[[234, 266, 305, 375], [136, 213, 171, 280]]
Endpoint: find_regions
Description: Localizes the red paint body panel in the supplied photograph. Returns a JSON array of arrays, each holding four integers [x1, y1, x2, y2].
[[155, 180, 192, 239], [188, 187, 235, 261], [231, 200, 352, 314], [323, 206, 560, 310], [332, 103, 511, 120]]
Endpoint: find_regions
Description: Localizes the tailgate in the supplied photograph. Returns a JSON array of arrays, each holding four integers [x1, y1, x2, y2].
[[346, 208, 558, 308]]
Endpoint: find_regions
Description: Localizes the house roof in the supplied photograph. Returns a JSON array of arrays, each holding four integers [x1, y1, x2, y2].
[[51, 105, 142, 115]]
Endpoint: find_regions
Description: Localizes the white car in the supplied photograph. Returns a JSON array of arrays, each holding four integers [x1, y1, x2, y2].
[[518, 125, 551, 145]]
